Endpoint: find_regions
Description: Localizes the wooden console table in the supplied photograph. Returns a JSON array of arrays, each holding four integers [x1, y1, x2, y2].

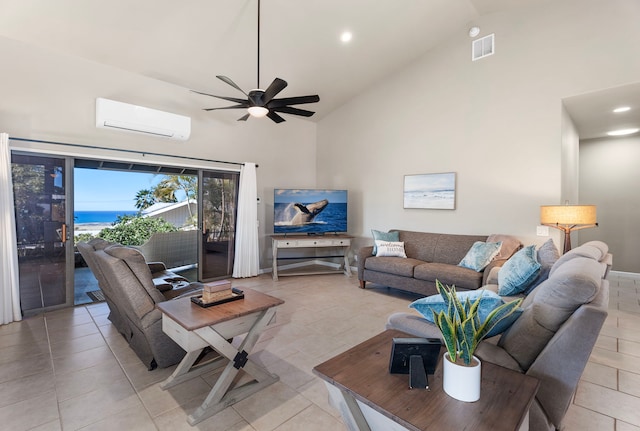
[[157, 287, 284, 425], [313, 329, 539, 431], [271, 234, 353, 281]]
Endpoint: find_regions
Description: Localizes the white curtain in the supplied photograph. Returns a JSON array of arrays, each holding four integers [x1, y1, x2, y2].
[[0, 133, 22, 324], [232, 162, 259, 278]]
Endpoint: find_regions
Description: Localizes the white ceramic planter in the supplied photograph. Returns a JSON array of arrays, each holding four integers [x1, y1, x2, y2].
[[442, 352, 481, 402]]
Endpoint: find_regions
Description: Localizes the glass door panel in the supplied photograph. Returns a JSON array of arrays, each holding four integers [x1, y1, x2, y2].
[[199, 170, 239, 281], [11, 153, 72, 313]]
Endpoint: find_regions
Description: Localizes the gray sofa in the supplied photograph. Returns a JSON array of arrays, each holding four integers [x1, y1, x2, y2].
[[357, 230, 516, 296], [78, 239, 203, 369], [386, 241, 611, 431]]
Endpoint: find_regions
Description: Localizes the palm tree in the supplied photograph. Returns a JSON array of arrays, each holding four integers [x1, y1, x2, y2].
[[155, 175, 197, 218], [134, 189, 156, 211]]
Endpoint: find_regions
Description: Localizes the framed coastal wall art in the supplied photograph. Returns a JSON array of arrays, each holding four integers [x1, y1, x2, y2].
[[403, 172, 456, 210]]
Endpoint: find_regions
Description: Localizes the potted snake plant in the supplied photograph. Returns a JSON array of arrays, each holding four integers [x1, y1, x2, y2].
[[431, 280, 522, 402]]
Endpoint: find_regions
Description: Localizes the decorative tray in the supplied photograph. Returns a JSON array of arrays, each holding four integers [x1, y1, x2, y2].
[[190, 287, 244, 308]]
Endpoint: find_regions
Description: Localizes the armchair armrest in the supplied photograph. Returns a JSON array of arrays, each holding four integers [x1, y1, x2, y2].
[[147, 262, 167, 273], [356, 246, 374, 280]]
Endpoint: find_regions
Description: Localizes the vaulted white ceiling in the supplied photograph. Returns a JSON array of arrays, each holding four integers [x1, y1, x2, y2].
[[0, 0, 550, 121]]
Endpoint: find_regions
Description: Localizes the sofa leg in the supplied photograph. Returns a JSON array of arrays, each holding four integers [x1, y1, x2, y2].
[[359, 280, 366, 289]]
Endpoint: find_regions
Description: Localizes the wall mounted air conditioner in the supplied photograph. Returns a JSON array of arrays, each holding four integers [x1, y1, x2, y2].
[[95, 97, 191, 141]]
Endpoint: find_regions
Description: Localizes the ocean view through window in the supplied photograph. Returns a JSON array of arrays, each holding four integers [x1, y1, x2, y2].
[[74, 210, 139, 224]]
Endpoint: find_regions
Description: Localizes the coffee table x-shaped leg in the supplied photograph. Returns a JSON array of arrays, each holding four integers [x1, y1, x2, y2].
[[160, 306, 279, 425]]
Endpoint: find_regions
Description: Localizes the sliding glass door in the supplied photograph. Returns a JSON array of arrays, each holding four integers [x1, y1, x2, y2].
[[200, 170, 240, 280], [10, 150, 241, 315], [11, 153, 73, 314]]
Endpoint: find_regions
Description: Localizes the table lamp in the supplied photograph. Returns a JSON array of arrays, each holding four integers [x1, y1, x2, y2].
[[540, 204, 597, 253]]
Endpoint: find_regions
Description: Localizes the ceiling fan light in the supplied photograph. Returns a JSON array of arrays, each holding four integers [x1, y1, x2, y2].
[[248, 106, 269, 118]]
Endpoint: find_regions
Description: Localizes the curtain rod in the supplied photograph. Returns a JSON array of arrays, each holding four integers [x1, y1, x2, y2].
[[8, 137, 258, 168]]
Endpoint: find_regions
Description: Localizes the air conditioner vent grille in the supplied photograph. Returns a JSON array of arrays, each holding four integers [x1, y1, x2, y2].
[[472, 34, 495, 61]]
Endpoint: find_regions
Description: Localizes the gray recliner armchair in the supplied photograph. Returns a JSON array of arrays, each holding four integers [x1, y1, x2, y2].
[[77, 238, 131, 339], [79, 239, 202, 369]]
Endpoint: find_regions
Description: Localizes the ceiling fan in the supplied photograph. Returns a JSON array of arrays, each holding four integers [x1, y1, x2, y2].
[[192, 0, 320, 124]]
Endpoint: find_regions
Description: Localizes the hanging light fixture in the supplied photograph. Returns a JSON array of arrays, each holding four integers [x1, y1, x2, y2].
[[191, 0, 320, 123]]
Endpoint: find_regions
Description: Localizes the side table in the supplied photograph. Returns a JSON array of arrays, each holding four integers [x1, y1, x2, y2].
[[313, 329, 539, 431], [157, 287, 284, 425]]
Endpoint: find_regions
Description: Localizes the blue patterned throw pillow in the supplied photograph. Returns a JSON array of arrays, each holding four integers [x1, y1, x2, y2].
[[523, 239, 560, 295], [409, 289, 522, 338], [458, 241, 503, 272], [498, 245, 541, 296]]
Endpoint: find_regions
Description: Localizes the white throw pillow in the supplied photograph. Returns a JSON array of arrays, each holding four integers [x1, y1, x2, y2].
[[375, 240, 407, 258]]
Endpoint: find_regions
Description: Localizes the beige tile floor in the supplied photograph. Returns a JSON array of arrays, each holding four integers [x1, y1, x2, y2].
[[0, 271, 638, 430]]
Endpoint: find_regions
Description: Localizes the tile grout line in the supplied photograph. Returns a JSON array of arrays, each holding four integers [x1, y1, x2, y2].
[[82, 304, 162, 431], [42, 314, 64, 431]]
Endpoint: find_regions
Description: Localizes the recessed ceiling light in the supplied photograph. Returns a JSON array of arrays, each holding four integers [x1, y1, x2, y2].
[[607, 128, 640, 136], [613, 106, 631, 113], [340, 31, 352, 43]]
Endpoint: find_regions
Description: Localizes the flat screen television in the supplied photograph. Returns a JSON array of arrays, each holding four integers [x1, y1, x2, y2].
[[274, 189, 347, 235]]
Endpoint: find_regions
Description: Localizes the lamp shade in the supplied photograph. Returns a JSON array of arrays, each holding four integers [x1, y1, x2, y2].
[[540, 205, 597, 226]]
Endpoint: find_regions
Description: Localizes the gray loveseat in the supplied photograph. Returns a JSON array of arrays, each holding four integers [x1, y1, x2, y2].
[[386, 241, 611, 431], [357, 230, 515, 296]]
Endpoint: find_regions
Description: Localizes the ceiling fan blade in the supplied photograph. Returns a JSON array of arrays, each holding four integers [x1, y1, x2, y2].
[[203, 104, 248, 111], [272, 106, 315, 117], [267, 111, 286, 123], [262, 78, 288, 104], [217, 75, 248, 96], [268, 95, 320, 108], [191, 90, 248, 104], [238, 113, 250, 122]]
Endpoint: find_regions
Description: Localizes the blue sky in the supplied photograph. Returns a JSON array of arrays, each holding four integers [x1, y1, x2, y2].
[[74, 169, 163, 211]]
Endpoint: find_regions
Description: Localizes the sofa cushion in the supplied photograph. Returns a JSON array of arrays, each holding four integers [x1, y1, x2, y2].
[[458, 241, 502, 272], [475, 341, 523, 372], [550, 243, 607, 276], [365, 256, 422, 277], [433, 234, 490, 266], [582, 241, 609, 259], [371, 230, 399, 255], [498, 245, 541, 296], [375, 240, 407, 258], [386, 312, 444, 339], [498, 256, 602, 370], [409, 289, 522, 338], [523, 239, 560, 295], [414, 262, 484, 289], [486, 234, 522, 260]]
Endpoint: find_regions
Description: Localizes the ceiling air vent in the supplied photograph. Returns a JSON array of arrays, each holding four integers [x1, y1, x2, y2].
[[472, 34, 494, 61]]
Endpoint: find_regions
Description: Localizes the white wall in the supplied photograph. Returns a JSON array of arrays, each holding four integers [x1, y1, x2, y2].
[[317, 0, 640, 254], [0, 36, 317, 269], [579, 135, 640, 272], [2, 0, 640, 272]]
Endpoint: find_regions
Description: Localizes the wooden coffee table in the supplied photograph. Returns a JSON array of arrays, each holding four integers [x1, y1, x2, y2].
[[157, 287, 284, 425], [313, 329, 539, 431]]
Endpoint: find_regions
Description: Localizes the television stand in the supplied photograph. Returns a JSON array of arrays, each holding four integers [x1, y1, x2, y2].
[[271, 234, 353, 281]]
